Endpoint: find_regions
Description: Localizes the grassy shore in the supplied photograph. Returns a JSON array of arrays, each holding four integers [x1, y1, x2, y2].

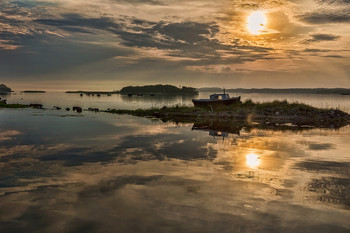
[[105, 100, 350, 127], [0, 102, 28, 108]]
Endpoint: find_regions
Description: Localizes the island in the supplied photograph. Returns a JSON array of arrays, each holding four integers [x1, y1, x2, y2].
[[0, 84, 12, 93], [105, 100, 350, 129], [119, 84, 198, 96]]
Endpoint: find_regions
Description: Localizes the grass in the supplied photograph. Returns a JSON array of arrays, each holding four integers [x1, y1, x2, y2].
[[0, 102, 28, 108], [228, 99, 330, 115], [106, 105, 205, 116], [106, 100, 341, 117]]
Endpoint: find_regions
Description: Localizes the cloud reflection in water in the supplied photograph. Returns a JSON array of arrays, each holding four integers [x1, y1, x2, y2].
[[0, 110, 350, 232]]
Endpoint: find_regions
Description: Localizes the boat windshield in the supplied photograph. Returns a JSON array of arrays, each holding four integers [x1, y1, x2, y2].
[[210, 94, 230, 100]]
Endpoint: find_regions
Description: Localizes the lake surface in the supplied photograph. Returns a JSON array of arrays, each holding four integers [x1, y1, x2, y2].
[[2, 91, 350, 112], [0, 93, 350, 232]]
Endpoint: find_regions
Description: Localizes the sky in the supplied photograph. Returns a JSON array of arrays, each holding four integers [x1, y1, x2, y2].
[[0, 0, 350, 90]]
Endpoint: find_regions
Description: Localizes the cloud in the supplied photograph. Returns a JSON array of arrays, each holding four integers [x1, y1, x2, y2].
[[111, 0, 163, 4], [32, 12, 277, 70], [315, 0, 350, 5], [35, 13, 122, 34], [299, 10, 350, 24], [1, 0, 350, 88], [301, 33, 340, 43]]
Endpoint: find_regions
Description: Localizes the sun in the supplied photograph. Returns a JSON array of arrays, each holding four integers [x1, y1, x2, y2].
[[247, 11, 267, 35]]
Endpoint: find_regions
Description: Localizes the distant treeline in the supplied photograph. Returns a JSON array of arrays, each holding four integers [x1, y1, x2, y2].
[[199, 88, 350, 95], [66, 91, 120, 94], [120, 85, 199, 95], [21, 90, 46, 93]]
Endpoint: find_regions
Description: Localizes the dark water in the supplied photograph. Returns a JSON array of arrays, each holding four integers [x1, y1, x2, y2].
[[0, 108, 349, 233]]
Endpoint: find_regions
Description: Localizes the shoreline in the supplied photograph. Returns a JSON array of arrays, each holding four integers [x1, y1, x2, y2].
[[1, 100, 350, 128], [105, 101, 350, 128]]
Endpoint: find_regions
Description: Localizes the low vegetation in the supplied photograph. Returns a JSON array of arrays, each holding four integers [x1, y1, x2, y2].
[[0, 102, 28, 108], [107, 100, 341, 116], [105, 100, 350, 127]]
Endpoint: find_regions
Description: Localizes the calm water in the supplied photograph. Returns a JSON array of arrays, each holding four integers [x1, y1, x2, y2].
[[0, 93, 350, 232], [3, 91, 350, 112]]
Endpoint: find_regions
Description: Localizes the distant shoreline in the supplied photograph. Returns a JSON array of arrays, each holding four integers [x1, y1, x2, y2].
[[66, 91, 120, 94], [21, 90, 46, 93], [199, 88, 350, 95], [1, 100, 349, 128]]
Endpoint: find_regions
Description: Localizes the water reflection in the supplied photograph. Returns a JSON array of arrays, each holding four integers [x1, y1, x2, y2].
[[246, 153, 261, 169], [0, 109, 350, 232], [3, 91, 350, 113]]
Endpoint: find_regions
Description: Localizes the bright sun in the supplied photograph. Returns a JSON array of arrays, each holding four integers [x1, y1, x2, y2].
[[247, 11, 267, 35]]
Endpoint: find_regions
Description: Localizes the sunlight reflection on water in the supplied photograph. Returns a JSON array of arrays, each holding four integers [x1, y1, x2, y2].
[[246, 153, 261, 168]]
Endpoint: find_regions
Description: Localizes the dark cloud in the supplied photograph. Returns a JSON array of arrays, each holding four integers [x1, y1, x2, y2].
[[303, 49, 331, 52], [323, 55, 345, 58], [0, 33, 133, 76], [309, 34, 340, 41], [299, 11, 350, 24], [301, 34, 340, 43], [315, 0, 350, 5], [35, 13, 122, 34], [111, 0, 164, 4], [158, 22, 219, 43], [10, 0, 57, 8]]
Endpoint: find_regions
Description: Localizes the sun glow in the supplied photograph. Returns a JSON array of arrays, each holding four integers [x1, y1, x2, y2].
[[247, 11, 267, 35], [246, 153, 261, 168]]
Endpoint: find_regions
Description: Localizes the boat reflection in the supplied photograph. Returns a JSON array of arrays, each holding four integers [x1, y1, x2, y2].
[[191, 121, 241, 140]]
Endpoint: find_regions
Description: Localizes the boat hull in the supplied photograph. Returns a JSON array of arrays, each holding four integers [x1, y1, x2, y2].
[[192, 96, 241, 107]]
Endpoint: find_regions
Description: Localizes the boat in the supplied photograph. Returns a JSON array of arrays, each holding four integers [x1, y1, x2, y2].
[[192, 91, 241, 108]]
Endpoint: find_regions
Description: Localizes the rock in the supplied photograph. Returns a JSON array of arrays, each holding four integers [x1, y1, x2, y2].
[[29, 104, 43, 109], [88, 108, 99, 112], [73, 106, 82, 113], [66, 108, 70, 111]]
